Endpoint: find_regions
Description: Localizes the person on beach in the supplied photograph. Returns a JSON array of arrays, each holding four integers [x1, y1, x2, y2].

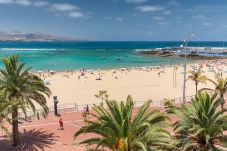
[[59, 118, 64, 130]]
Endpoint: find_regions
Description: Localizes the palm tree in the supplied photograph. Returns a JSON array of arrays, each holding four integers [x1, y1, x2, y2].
[[0, 55, 51, 147], [94, 90, 109, 106], [207, 73, 227, 108], [172, 92, 227, 151], [74, 95, 177, 151], [187, 68, 207, 95]]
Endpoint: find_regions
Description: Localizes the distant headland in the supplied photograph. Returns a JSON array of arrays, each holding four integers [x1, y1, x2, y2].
[[0, 31, 79, 42]]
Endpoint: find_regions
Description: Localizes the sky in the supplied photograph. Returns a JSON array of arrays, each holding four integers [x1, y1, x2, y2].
[[0, 0, 226, 41]]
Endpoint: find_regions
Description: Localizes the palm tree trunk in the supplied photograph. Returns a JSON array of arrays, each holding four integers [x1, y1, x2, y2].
[[12, 107, 20, 147], [221, 94, 225, 109]]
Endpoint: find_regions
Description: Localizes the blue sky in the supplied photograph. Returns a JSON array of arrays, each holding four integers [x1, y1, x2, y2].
[[0, 0, 226, 41]]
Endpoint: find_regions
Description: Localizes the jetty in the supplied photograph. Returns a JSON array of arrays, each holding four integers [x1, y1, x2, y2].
[[137, 47, 227, 59]]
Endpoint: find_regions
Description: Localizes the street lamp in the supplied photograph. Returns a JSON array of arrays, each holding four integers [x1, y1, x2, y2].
[[198, 38, 200, 47], [182, 34, 194, 103], [53, 96, 59, 116]]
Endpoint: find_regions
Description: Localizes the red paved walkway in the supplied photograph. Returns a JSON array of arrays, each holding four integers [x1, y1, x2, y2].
[[0, 111, 95, 151], [0, 101, 226, 151]]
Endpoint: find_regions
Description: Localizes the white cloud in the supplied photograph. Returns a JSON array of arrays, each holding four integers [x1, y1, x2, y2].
[[221, 25, 227, 28], [137, 5, 165, 12], [176, 16, 182, 20], [51, 3, 79, 11], [125, 0, 147, 4], [0, 0, 13, 4], [116, 17, 124, 21], [146, 31, 154, 35], [192, 14, 207, 20], [158, 22, 168, 25], [168, 0, 181, 6], [201, 22, 211, 26], [15, 0, 31, 6], [163, 10, 171, 15], [34, 1, 49, 7], [152, 16, 163, 20], [85, 11, 94, 15], [104, 16, 112, 20], [68, 12, 85, 18]]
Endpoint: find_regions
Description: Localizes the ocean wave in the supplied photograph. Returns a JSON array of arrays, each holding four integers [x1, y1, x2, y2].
[[0, 48, 64, 51], [96, 49, 106, 51]]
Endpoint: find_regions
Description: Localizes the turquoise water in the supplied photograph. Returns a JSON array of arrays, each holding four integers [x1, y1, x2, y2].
[[0, 41, 225, 71]]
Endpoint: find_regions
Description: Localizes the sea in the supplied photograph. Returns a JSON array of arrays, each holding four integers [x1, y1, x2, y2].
[[0, 41, 226, 71]]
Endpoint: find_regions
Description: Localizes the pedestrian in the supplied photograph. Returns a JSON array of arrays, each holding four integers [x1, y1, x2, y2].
[[59, 118, 64, 130], [82, 107, 87, 117], [37, 111, 40, 120], [86, 105, 89, 115]]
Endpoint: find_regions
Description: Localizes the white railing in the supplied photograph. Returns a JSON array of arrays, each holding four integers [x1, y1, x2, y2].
[[18, 95, 195, 122]]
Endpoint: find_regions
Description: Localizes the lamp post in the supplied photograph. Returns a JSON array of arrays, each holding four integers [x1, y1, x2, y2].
[[182, 34, 194, 103], [53, 96, 59, 116]]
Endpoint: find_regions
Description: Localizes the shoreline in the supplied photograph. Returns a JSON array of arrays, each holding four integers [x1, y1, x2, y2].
[[31, 58, 223, 73]]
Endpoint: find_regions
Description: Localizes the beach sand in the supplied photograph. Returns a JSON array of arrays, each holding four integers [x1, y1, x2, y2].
[[36, 60, 227, 108]]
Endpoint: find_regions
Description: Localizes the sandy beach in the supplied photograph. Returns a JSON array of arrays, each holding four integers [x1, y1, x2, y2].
[[33, 59, 227, 108]]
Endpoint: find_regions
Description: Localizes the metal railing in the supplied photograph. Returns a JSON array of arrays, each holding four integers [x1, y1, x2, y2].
[[18, 95, 195, 122]]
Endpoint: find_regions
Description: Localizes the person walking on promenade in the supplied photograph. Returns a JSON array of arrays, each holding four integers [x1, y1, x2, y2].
[[59, 118, 64, 130], [83, 107, 87, 117], [86, 105, 89, 115]]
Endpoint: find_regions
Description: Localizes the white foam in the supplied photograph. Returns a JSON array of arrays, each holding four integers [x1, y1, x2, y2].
[[0, 48, 64, 51], [134, 49, 151, 52]]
